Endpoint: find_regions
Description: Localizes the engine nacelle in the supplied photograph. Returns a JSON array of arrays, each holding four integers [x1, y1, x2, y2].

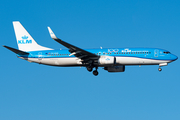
[[98, 56, 115, 65], [104, 65, 125, 72]]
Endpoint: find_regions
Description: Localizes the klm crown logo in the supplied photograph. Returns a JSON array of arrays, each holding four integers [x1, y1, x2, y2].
[[122, 48, 131, 52], [106, 58, 110, 61], [22, 35, 28, 39], [18, 35, 32, 44]]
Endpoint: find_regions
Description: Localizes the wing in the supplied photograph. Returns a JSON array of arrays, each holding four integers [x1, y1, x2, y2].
[[47, 27, 99, 62]]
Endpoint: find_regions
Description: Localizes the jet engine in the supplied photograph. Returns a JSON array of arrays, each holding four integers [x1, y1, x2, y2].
[[104, 65, 125, 72], [98, 56, 116, 65]]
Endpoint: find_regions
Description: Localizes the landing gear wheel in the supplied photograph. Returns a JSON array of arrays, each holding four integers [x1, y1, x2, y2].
[[93, 70, 98, 76], [87, 67, 93, 72], [158, 68, 162, 72]]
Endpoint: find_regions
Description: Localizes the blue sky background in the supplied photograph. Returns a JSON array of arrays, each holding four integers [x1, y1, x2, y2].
[[1, 0, 180, 120]]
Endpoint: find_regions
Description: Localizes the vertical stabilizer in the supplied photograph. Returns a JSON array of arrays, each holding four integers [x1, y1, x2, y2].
[[13, 21, 52, 51]]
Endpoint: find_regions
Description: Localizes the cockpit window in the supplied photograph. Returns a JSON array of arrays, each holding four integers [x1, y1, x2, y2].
[[163, 51, 170, 54]]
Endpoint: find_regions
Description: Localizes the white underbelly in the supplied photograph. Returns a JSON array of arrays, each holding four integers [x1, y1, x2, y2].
[[27, 57, 82, 66], [27, 57, 171, 66], [116, 57, 170, 65]]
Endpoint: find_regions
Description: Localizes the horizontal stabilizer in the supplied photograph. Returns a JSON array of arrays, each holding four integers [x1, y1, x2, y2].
[[3, 45, 29, 55]]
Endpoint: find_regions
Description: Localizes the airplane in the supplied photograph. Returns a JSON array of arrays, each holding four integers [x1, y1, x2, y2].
[[3, 21, 178, 76]]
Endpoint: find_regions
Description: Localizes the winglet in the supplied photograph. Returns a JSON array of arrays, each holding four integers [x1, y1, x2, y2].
[[48, 27, 57, 39]]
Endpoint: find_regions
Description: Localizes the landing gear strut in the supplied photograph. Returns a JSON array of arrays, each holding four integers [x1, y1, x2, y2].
[[158, 67, 162, 72], [93, 67, 98, 76]]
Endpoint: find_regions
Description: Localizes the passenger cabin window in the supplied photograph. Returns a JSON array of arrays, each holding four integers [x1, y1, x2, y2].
[[163, 52, 170, 54]]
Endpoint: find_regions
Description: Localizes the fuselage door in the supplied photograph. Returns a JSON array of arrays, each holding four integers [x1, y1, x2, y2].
[[154, 49, 159, 57], [38, 52, 43, 60]]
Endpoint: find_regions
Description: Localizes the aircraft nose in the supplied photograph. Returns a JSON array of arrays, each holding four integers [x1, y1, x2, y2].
[[172, 54, 178, 61]]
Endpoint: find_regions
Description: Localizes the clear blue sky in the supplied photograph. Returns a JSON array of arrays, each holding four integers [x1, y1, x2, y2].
[[1, 0, 180, 120]]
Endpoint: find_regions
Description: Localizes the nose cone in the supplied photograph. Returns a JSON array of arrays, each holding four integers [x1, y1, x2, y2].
[[172, 54, 178, 61]]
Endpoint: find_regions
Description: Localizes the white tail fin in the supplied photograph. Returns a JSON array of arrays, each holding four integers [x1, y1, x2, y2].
[[13, 21, 52, 51]]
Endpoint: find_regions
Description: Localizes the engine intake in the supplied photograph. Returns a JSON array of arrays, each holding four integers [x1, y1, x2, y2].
[[98, 56, 116, 65]]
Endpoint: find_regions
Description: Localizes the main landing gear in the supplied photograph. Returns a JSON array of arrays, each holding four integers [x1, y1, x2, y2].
[[86, 66, 98, 76], [93, 67, 98, 76], [87, 66, 93, 72]]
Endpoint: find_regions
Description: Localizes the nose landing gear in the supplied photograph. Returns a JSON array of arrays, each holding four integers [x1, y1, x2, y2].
[[158, 67, 162, 72], [158, 63, 168, 72]]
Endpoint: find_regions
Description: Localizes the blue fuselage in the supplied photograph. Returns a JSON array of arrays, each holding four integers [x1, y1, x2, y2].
[[20, 48, 177, 60], [18, 48, 178, 67]]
